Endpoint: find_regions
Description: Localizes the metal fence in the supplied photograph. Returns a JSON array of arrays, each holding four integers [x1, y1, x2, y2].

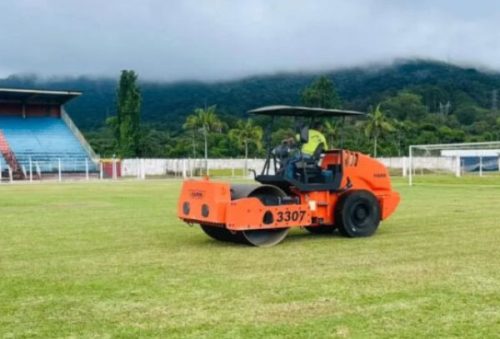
[[121, 158, 268, 179], [4, 156, 478, 184], [0, 158, 264, 183], [0, 158, 101, 183]]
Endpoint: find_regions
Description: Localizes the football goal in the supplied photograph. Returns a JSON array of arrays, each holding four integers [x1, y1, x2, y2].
[[408, 141, 500, 185]]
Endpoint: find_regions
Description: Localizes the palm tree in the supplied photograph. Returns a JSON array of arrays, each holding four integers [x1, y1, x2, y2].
[[183, 105, 223, 172], [183, 115, 199, 158], [391, 119, 406, 157], [229, 119, 263, 174], [364, 104, 394, 157], [323, 120, 339, 148]]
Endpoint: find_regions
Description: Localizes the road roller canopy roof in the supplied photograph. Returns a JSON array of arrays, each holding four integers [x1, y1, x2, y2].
[[248, 105, 366, 117]]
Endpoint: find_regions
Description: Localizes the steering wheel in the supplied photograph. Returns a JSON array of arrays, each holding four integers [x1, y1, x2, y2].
[[272, 142, 298, 169]]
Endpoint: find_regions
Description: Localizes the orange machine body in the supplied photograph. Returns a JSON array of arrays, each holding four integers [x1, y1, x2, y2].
[[177, 150, 400, 231]]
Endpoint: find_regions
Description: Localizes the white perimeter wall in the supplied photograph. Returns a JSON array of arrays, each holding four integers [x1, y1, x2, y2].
[[122, 157, 461, 177], [378, 157, 455, 171], [122, 158, 267, 177]]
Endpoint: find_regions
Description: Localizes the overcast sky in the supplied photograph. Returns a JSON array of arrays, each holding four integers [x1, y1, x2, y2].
[[1, 0, 500, 81]]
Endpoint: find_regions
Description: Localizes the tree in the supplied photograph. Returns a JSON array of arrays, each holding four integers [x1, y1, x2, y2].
[[381, 91, 427, 121], [229, 119, 263, 173], [115, 70, 141, 157], [390, 119, 406, 156], [364, 104, 394, 157], [138, 127, 171, 157], [323, 120, 340, 148], [183, 105, 223, 170], [183, 114, 200, 158], [301, 76, 341, 108], [301, 76, 343, 147]]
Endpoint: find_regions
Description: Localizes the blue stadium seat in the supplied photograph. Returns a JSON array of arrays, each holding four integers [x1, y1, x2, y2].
[[0, 117, 97, 172]]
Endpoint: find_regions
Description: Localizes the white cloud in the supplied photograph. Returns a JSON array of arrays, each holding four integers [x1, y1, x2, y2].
[[1, 0, 500, 80]]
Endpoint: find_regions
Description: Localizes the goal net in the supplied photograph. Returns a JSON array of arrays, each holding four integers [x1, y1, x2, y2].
[[408, 141, 500, 185]]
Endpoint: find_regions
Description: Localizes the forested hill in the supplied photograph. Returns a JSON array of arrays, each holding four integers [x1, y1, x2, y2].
[[1, 59, 500, 131]]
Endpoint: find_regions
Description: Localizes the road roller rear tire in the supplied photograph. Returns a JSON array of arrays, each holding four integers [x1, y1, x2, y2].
[[336, 190, 380, 238]]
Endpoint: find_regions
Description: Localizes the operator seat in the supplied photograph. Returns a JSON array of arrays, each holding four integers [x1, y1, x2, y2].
[[295, 143, 324, 183]]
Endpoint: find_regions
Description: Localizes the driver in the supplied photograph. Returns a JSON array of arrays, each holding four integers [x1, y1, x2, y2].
[[284, 121, 328, 180]]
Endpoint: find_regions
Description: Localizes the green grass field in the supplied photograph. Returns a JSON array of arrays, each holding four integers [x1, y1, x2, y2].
[[1, 177, 499, 338]]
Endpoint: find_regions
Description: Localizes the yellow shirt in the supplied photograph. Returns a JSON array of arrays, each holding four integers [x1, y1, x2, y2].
[[299, 129, 328, 155]]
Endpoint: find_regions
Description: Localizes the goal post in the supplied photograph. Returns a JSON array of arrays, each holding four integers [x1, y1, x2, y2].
[[408, 141, 500, 186]]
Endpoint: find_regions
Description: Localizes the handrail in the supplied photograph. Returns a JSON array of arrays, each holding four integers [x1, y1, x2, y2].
[[60, 108, 100, 163]]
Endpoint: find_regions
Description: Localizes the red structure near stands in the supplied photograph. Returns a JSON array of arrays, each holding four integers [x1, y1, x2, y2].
[[0, 131, 23, 178]]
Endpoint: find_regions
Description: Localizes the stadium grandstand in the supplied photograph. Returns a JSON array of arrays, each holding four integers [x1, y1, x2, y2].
[[0, 88, 98, 180]]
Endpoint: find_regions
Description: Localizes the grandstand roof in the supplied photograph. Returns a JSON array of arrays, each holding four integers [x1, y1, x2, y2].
[[0, 88, 81, 105]]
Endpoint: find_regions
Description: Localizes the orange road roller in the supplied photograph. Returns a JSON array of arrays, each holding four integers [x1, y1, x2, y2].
[[177, 105, 400, 247]]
